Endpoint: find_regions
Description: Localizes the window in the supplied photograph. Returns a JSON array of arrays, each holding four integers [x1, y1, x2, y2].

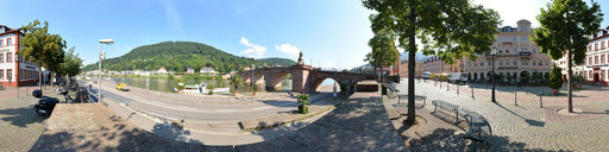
[[513, 60, 517, 65], [602, 41, 606, 49], [498, 36, 503, 42], [6, 69, 12, 80], [596, 56, 599, 64], [499, 60, 503, 65], [513, 36, 517, 41], [0, 70, 3, 79], [0, 39, 3, 46], [6, 38, 12, 46], [480, 61, 484, 67], [589, 57, 592, 65], [0, 53, 3, 63], [603, 55, 606, 64], [506, 36, 510, 42], [596, 44, 599, 51], [6, 52, 11, 62], [521, 36, 527, 42], [499, 49, 502, 54]]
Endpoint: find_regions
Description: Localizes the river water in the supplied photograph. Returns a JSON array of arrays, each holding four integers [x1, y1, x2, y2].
[[112, 77, 293, 93]]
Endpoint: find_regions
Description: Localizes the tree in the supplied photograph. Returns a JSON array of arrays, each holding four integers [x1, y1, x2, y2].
[[549, 65, 563, 95], [297, 94, 311, 114], [19, 20, 66, 93], [229, 73, 244, 92], [363, 28, 399, 90], [532, 0, 603, 113], [363, 0, 500, 124], [59, 47, 83, 78]]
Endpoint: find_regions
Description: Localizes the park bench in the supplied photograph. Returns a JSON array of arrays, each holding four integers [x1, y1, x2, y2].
[[394, 94, 427, 108], [385, 84, 399, 99], [431, 100, 492, 143], [463, 112, 492, 142], [431, 100, 461, 122]]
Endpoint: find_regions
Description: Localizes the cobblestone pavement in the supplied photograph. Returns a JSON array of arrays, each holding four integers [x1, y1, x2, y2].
[[237, 92, 408, 152], [399, 79, 609, 151], [0, 87, 58, 152]]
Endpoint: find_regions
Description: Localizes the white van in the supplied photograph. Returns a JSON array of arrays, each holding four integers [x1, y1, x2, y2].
[[422, 72, 431, 79], [448, 73, 468, 84]]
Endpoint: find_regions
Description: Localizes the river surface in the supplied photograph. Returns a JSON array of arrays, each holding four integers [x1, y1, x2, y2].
[[111, 77, 294, 93]]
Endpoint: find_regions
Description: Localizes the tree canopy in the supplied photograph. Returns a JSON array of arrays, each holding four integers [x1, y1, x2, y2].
[[362, 0, 500, 124], [532, 0, 603, 113], [59, 47, 84, 77], [19, 20, 66, 72]]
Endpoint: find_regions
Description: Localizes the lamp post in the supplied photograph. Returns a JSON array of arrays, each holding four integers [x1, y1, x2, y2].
[[490, 47, 497, 103], [99, 39, 114, 101]]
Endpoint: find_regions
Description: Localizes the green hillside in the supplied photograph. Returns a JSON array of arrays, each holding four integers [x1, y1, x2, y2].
[[257, 57, 297, 66], [83, 41, 294, 74]]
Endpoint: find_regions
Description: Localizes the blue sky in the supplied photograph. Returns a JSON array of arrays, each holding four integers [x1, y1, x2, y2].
[[1, 0, 608, 69]]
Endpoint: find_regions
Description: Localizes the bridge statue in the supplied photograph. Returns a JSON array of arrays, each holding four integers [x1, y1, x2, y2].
[[297, 51, 304, 65], [235, 63, 376, 96]]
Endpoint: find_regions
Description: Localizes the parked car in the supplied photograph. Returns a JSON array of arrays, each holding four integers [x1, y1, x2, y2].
[[448, 73, 468, 84], [422, 72, 431, 79]]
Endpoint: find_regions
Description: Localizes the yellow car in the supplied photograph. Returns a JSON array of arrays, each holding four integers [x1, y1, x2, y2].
[[116, 83, 129, 91]]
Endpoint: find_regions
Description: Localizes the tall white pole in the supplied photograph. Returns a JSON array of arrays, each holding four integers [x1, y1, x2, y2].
[[99, 43, 102, 101]]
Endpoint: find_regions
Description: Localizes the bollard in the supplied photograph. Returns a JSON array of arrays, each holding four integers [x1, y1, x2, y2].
[[539, 93, 543, 108], [471, 87, 474, 99], [514, 91, 518, 106], [447, 82, 449, 91], [457, 85, 459, 94]]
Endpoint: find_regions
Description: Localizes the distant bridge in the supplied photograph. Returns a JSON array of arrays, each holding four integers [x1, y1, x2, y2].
[[235, 64, 377, 95]]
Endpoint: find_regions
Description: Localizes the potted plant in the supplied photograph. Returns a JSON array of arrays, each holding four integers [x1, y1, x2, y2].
[[252, 85, 258, 96], [297, 94, 311, 114], [549, 65, 563, 95], [229, 74, 243, 96], [207, 84, 215, 95]]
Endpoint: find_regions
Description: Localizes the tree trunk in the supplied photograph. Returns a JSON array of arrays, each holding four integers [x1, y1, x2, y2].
[[567, 50, 573, 113], [405, 4, 417, 125]]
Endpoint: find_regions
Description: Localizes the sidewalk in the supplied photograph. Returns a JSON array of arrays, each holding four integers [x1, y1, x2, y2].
[[399, 79, 609, 151]]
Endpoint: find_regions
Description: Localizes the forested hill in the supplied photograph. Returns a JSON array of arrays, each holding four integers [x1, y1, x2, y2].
[[82, 41, 295, 74], [257, 57, 297, 66]]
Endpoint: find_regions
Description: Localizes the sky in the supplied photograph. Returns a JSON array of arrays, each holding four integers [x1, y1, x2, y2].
[[1, 0, 608, 70]]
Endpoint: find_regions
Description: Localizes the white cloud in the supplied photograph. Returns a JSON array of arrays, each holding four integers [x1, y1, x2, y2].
[[275, 43, 301, 58], [239, 37, 266, 58], [472, 0, 550, 28]]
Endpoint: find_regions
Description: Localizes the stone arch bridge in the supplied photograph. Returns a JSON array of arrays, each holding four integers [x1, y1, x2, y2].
[[235, 64, 376, 94]]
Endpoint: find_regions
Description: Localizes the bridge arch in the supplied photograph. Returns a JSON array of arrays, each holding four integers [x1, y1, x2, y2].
[[264, 70, 295, 91], [309, 77, 343, 93]]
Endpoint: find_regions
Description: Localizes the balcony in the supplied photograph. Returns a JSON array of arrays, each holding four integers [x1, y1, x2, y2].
[[519, 51, 532, 57]]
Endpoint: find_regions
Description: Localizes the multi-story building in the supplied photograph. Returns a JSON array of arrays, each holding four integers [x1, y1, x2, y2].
[[423, 56, 462, 76], [398, 60, 424, 78], [463, 19, 552, 82], [0, 25, 39, 87], [555, 26, 609, 84]]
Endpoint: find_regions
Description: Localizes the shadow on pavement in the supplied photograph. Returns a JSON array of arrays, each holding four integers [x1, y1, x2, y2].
[[407, 128, 570, 151], [0, 105, 47, 127]]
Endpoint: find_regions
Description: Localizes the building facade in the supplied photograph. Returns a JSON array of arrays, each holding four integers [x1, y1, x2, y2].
[[422, 56, 462, 76], [463, 19, 552, 82], [0, 25, 39, 87], [555, 27, 609, 84], [398, 60, 424, 78]]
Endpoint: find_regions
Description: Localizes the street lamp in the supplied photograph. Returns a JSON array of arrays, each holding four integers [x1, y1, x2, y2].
[[99, 39, 114, 101], [489, 47, 497, 103]]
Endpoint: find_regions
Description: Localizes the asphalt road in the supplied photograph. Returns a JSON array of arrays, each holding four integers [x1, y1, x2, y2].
[[86, 82, 330, 122]]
